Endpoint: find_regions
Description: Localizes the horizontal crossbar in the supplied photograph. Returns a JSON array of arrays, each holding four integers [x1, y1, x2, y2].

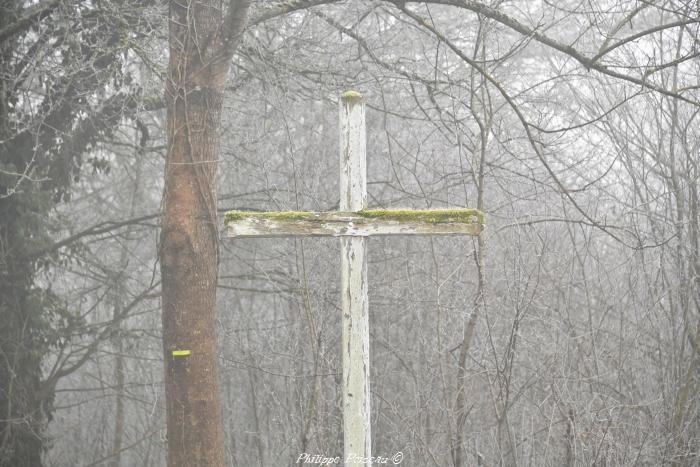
[[225, 208, 484, 238]]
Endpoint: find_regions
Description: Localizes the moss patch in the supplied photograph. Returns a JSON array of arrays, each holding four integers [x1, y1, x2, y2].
[[226, 208, 484, 225], [357, 208, 484, 224], [341, 90, 363, 99], [225, 210, 313, 222]]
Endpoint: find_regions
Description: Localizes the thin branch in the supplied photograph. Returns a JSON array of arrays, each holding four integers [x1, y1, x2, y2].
[[37, 204, 262, 259], [396, 4, 648, 248], [0, 0, 61, 43], [40, 286, 161, 396], [398, 0, 700, 106], [248, 0, 343, 27], [591, 19, 700, 64]]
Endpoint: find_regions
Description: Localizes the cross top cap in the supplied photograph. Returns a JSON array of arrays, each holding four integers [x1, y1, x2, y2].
[[341, 90, 363, 100]]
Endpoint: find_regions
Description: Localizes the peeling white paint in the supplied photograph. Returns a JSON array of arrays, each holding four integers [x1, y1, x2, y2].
[[227, 214, 483, 238], [225, 93, 482, 467], [339, 93, 371, 466]]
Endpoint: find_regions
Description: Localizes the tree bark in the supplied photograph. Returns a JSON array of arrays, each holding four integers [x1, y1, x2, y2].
[[160, 1, 250, 466]]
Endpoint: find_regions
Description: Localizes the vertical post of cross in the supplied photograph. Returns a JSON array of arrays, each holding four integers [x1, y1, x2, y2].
[[339, 91, 371, 466]]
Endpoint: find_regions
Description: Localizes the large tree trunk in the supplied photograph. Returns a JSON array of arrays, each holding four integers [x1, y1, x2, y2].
[[160, 1, 250, 466]]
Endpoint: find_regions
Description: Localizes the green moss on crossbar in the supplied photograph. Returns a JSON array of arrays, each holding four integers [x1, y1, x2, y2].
[[357, 208, 484, 225], [225, 208, 484, 225], [225, 210, 312, 222]]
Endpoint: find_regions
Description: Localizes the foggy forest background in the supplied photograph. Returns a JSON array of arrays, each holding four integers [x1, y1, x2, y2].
[[1, 1, 699, 466]]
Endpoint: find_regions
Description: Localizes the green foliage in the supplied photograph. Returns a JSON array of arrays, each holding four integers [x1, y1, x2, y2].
[[0, 1, 152, 464]]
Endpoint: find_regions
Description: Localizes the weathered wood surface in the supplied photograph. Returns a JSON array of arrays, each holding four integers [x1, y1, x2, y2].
[[339, 91, 372, 466], [340, 91, 366, 212], [225, 91, 484, 467], [225, 209, 484, 238], [340, 235, 370, 465]]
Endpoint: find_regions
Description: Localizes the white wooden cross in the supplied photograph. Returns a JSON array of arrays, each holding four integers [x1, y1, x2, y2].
[[225, 91, 483, 466]]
